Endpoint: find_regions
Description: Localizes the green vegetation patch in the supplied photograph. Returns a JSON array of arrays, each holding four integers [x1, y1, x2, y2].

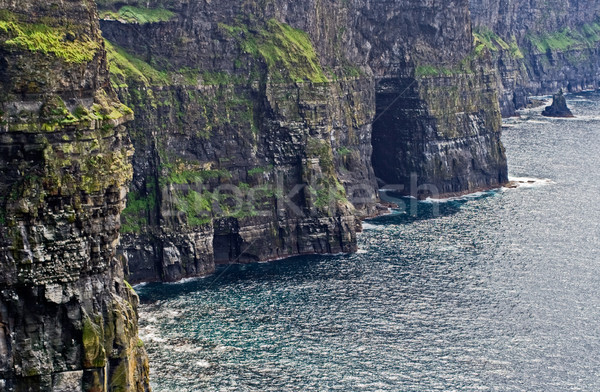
[[175, 190, 213, 226], [526, 19, 600, 53], [473, 27, 523, 59], [415, 64, 454, 78], [105, 40, 169, 87], [105, 40, 205, 89], [0, 11, 99, 63], [100, 6, 176, 24], [474, 27, 509, 52], [248, 165, 274, 176], [82, 314, 106, 368], [202, 71, 247, 86], [220, 19, 329, 83], [508, 38, 524, 59], [161, 162, 232, 186], [121, 190, 156, 234]]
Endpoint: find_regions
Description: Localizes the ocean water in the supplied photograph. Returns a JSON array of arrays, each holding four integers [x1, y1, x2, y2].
[[136, 92, 600, 391]]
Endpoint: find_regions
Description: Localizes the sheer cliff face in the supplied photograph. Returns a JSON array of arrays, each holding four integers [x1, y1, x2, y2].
[[98, 1, 379, 283], [470, 0, 600, 37], [0, 1, 149, 390], [470, 0, 600, 115], [96, 0, 507, 282], [361, 0, 508, 196]]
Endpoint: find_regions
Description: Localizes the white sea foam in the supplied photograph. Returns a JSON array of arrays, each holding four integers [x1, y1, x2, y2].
[[138, 325, 167, 343], [195, 360, 211, 368], [560, 114, 600, 121], [361, 223, 379, 230], [422, 191, 491, 204], [506, 176, 554, 189], [171, 344, 203, 354], [165, 276, 207, 285]]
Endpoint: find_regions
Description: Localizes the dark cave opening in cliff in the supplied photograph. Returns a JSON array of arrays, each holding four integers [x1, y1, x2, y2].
[[370, 78, 417, 194]]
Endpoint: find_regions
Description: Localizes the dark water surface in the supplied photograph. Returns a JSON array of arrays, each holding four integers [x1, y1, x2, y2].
[[136, 92, 600, 391]]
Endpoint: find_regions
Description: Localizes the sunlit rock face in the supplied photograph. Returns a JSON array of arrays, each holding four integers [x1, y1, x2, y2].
[[0, 0, 150, 390], [95, 0, 507, 282], [470, 0, 600, 116]]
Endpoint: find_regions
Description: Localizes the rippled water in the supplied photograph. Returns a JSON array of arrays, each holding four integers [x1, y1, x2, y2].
[[136, 92, 600, 391]]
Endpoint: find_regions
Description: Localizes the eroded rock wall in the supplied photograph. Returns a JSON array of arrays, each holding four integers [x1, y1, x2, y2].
[[470, 0, 600, 115], [97, 1, 379, 283], [96, 0, 508, 283], [362, 0, 508, 197], [0, 1, 150, 390]]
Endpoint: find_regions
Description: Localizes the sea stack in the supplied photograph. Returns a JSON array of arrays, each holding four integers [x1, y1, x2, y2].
[[542, 90, 575, 117]]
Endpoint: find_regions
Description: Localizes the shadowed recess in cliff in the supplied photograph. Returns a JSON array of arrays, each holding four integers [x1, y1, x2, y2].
[[366, 0, 508, 198], [96, 0, 509, 284]]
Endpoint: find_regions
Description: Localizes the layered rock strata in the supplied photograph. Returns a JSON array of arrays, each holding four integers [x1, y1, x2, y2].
[[470, 0, 600, 115], [96, 0, 508, 282], [0, 1, 150, 390], [360, 0, 508, 197]]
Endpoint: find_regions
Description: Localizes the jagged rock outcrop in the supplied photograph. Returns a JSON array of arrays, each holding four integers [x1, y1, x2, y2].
[[0, 1, 150, 390], [94, 0, 508, 282], [542, 90, 575, 117], [470, 0, 600, 115]]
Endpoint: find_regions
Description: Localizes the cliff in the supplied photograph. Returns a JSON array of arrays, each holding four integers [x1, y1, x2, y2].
[[0, 1, 150, 390], [93, 0, 507, 283], [360, 0, 508, 197], [470, 0, 600, 115]]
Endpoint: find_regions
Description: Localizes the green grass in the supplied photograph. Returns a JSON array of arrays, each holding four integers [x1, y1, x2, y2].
[[100, 6, 176, 24], [0, 11, 99, 63], [248, 165, 273, 176], [528, 29, 579, 52], [175, 190, 212, 226], [415, 64, 454, 78], [220, 19, 329, 83], [105, 40, 169, 87], [509, 38, 525, 59], [526, 20, 600, 53], [121, 191, 156, 234], [337, 147, 352, 156], [161, 165, 232, 186], [473, 27, 524, 60], [473, 27, 510, 52], [105, 40, 205, 88], [202, 71, 246, 86]]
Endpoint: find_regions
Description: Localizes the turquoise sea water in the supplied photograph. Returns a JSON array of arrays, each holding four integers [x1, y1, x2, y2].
[[136, 92, 600, 391]]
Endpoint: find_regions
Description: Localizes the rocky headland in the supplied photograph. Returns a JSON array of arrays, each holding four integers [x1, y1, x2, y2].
[[470, 0, 600, 116], [1, 0, 599, 390], [0, 0, 149, 390], [95, 0, 508, 283]]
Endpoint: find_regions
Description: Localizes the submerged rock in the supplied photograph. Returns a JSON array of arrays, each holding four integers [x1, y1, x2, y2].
[[542, 90, 575, 118]]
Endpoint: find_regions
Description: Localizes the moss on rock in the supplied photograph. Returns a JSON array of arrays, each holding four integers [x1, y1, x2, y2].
[[0, 10, 100, 63], [82, 314, 107, 368]]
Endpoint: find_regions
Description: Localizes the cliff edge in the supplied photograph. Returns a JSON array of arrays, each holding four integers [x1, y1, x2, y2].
[[0, 1, 150, 390], [96, 0, 508, 283]]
